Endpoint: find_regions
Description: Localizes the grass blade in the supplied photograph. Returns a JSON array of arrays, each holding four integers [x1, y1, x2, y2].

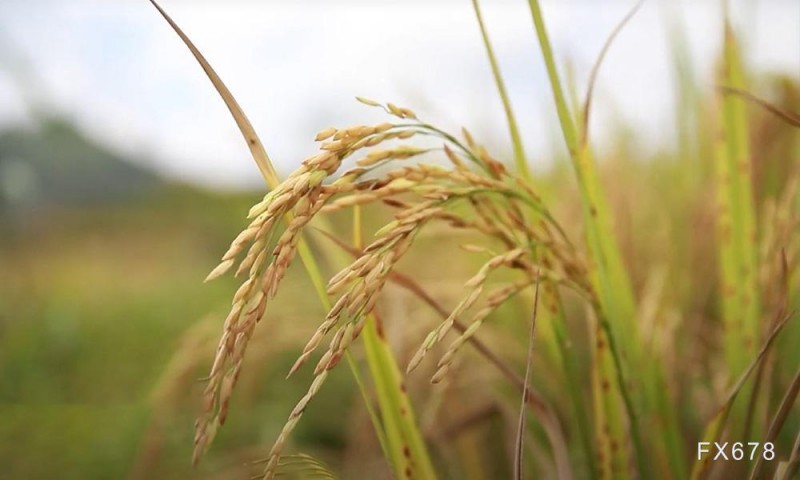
[[539, 286, 596, 479], [470, 0, 530, 181], [148, 0, 278, 187], [749, 362, 800, 480], [782, 429, 800, 479], [718, 86, 800, 128], [712, 15, 762, 447], [581, 7, 688, 477], [524, 2, 652, 477], [362, 316, 438, 480], [715, 12, 760, 382], [580, 0, 644, 147], [148, 0, 331, 304], [514, 271, 541, 480]]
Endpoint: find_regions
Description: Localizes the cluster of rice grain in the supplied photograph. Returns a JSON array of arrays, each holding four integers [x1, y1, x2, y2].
[[197, 99, 593, 478]]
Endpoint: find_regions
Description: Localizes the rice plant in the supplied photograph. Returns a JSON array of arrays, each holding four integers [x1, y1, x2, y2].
[[147, 1, 800, 479]]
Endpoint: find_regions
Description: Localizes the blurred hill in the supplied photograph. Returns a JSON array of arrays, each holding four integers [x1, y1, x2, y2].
[[0, 117, 161, 217]]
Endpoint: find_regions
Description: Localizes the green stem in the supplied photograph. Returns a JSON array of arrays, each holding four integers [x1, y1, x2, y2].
[[547, 290, 597, 479], [363, 317, 438, 480], [713, 15, 760, 446], [525, 1, 650, 477], [470, 0, 531, 182], [353, 206, 438, 480]]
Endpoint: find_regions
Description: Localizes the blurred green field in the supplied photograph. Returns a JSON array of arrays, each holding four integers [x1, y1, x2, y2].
[[0, 187, 350, 478], [0, 182, 504, 478]]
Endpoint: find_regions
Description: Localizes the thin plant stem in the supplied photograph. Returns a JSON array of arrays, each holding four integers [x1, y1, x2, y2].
[[470, 0, 531, 182], [514, 271, 541, 480], [524, 1, 648, 477], [353, 206, 439, 480]]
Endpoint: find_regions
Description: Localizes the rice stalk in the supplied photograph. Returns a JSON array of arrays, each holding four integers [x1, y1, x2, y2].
[[712, 12, 761, 440], [513, 272, 540, 480], [718, 87, 800, 128], [362, 315, 437, 480], [580, 4, 691, 477], [524, 1, 648, 477], [748, 362, 800, 480], [717, 8, 761, 377], [782, 430, 800, 479], [351, 205, 438, 480], [580, 0, 644, 147], [470, 0, 530, 181], [537, 283, 596, 478]]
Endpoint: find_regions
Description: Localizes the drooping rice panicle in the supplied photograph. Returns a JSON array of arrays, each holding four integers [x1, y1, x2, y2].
[[186, 73, 595, 478]]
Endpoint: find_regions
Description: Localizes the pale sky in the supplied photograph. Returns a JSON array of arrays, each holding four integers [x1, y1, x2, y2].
[[0, 0, 797, 189]]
